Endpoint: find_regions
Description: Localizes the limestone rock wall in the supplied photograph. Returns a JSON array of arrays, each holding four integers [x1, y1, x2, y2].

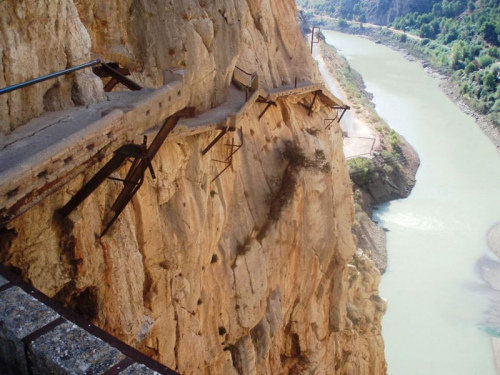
[[0, 0, 104, 134], [74, 0, 320, 111], [0, 1, 387, 374]]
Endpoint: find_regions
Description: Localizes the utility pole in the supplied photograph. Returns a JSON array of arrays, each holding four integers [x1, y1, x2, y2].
[[310, 26, 321, 54]]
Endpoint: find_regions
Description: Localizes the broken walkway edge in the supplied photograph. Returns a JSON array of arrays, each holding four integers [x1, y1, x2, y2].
[[0, 80, 189, 228]]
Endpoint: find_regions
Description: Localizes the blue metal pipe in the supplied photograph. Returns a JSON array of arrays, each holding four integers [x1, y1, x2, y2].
[[0, 59, 102, 96]]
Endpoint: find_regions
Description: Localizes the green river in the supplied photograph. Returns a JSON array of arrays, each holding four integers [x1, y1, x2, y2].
[[323, 30, 500, 374]]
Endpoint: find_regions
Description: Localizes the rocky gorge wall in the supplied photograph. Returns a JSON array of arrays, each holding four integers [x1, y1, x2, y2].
[[0, 1, 387, 374]]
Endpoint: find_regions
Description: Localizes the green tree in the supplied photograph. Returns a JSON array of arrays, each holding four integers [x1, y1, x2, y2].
[[465, 62, 478, 74], [420, 23, 435, 38], [481, 21, 499, 45], [484, 72, 496, 91], [338, 18, 348, 28]]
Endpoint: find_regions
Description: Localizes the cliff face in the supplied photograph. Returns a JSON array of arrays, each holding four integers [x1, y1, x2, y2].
[[0, 1, 386, 373]]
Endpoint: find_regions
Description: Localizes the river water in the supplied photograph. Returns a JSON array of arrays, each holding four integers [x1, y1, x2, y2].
[[322, 30, 500, 374]]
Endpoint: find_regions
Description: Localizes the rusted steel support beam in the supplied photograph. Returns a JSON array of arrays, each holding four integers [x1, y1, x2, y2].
[[259, 103, 274, 120], [102, 107, 195, 237], [100, 63, 142, 91], [308, 90, 320, 116], [94, 63, 133, 93], [324, 118, 335, 130], [56, 144, 144, 219], [56, 107, 194, 237], [338, 108, 348, 122], [103, 78, 119, 92], [92, 63, 131, 78], [202, 128, 228, 156], [256, 96, 277, 120]]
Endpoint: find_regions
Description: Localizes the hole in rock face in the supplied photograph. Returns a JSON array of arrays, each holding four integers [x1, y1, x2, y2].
[[7, 188, 18, 199], [37, 170, 48, 179], [66, 287, 99, 321], [64, 156, 73, 164]]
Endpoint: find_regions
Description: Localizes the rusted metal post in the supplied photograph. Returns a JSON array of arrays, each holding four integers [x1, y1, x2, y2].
[[310, 26, 316, 54], [56, 144, 145, 219], [310, 27, 321, 54], [56, 107, 194, 237], [256, 97, 277, 120]]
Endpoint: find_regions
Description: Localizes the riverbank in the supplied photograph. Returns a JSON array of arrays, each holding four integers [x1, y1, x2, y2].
[[320, 23, 500, 150], [315, 37, 420, 272]]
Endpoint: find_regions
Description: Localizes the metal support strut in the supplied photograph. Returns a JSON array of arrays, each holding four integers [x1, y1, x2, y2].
[[257, 96, 277, 120], [93, 63, 142, 92], [202, 128, 230, 156], [56, 107, 195, 237], [324, 105, 350, 129], [211, 129, 244, 182]]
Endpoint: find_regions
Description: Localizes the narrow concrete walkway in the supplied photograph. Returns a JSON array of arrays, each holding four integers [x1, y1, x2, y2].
[[0, 72, 344, 226]]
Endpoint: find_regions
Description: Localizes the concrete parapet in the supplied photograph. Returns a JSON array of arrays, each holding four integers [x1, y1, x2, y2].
[[0, 287, 60, 375], [28, 321, 124, 374], [0, 267, 178, 374]]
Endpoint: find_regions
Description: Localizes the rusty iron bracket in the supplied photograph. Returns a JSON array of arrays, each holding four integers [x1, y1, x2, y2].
[[211, 129, 244, 182], [93, 63, 142, 92], [310, 26, 321, 54], [333, 105, 350, 123], [201, 127, 232, 156], [56, 107, 195, 237], [325, 105, 350, 130], [257, 96, 277, 120], [93, 63, 133, 92]]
